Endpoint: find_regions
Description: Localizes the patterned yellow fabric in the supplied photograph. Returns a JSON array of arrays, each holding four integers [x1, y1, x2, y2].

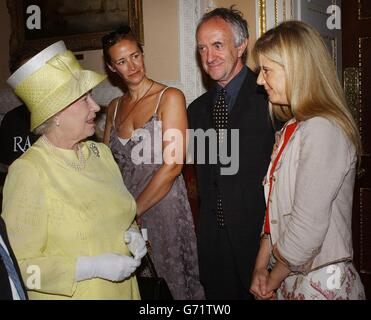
[[14, 50, 106, 131], [2, 138, 140, 300]]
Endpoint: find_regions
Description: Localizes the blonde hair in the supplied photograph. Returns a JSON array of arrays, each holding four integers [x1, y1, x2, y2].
[[253, 21, 361, 157]]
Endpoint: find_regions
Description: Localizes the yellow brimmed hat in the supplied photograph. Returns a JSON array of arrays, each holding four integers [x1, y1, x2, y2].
[[7, 41, 106, 131]]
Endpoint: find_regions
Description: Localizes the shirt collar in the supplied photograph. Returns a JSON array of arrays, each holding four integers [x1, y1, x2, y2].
[[213, 66, 248, 111]]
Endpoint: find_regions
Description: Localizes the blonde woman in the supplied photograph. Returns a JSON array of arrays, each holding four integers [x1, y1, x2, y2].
[[250, 21, 365, 300]]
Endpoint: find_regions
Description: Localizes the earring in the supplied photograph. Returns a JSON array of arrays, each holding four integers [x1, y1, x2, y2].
[[56, 120, 60, 127]]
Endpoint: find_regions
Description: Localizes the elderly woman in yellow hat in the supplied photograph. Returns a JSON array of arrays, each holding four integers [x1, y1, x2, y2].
[[2, 41, 146, 300]]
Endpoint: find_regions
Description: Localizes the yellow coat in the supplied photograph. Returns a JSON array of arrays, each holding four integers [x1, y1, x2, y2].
[[2, 138, 140, 300]]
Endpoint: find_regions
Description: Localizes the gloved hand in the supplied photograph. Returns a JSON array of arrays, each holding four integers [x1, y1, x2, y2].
[[75, 253, 140, 282], [124, 226, 147, 262]]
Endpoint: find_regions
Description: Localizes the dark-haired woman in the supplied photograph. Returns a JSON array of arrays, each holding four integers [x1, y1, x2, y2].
[[102, 28, 204, 300]]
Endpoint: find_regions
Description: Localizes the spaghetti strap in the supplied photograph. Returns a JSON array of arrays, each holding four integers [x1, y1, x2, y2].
[[112, 97, 121, 128], [154, 87, 171, 115]]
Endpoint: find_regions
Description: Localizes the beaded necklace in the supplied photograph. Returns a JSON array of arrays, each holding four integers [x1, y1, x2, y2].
[[41, 135, 87, 171]]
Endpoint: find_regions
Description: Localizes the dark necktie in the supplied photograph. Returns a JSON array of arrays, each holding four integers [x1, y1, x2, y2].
[[213, 88, 229, 145], [212, 88, 228, 227], [0, 242, 26, 300]]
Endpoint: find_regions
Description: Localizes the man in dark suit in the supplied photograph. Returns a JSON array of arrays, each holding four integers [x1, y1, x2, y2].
[[0, 217, 27, 300], [187, 7, 275, 299]]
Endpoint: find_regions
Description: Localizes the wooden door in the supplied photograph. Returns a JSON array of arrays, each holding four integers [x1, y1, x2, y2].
[[343, 0, 371, 299]]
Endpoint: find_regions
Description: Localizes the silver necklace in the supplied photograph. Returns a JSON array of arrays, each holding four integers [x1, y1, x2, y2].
[[41, 135, 87, 171]]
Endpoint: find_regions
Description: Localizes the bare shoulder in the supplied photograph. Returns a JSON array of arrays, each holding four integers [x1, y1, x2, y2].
[[163, 87, 185, 99], [156, 87, 186, 121], [160, 87, 186, 108]]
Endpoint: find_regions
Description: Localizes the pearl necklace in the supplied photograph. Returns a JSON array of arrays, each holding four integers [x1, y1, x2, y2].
[[41, 135, 87, 171]]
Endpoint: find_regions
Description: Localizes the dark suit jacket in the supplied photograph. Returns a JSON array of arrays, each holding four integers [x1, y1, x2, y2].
[[188, 68, 275, 291], [0, 216, 28, 300]]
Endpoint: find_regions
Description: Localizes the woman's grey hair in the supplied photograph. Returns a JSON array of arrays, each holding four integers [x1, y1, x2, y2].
[[33, 117, 55, 135], [197, 6, 249, 62]]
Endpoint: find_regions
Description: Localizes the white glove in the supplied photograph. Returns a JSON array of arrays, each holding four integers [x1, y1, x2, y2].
[[124, 226, 147, 262], [75, 253, 140, 282]]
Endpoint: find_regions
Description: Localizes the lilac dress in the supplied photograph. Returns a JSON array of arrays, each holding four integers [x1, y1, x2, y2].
[[109, 88, 204, 300]]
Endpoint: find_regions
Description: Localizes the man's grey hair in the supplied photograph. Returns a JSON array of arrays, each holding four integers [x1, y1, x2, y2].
[[197, 7, 249, 63]]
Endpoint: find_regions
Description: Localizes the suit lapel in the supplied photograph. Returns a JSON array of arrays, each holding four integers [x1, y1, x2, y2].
[[229, 70, 257, 126], [0, 217, 28, 299], [0, 219, 13, 299], [196, 91, 213, 130]]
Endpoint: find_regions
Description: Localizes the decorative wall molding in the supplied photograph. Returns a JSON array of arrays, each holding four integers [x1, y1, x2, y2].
[[256, 0, 267, 37], [161, 0, 205, 106], [205, 0, 217, 12], [256, 0, 296, 38]]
